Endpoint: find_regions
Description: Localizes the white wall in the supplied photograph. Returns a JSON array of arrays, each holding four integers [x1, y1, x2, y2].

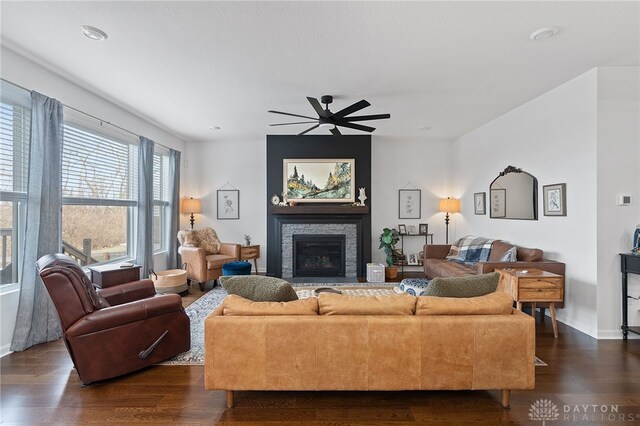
[[0, 46, 191, 356], [596, 67, 640, 338], [453, 69, 600, 336]]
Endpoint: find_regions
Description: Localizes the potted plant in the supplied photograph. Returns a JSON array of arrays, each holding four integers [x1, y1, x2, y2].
[[378, 227, 400, 279]]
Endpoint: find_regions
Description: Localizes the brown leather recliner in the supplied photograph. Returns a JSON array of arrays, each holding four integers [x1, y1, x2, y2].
[[37, 253, 190, 385]]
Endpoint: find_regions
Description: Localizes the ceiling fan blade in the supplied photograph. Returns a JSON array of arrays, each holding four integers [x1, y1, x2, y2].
[[269, 121, 318, 126], [306, 97, 329, 118], [333, 99, 371, 119], [330, 127, 342, 136], [268, 110, 317, 120], [298, 124, 319, 136], [343, 113, 391, 122], [335, 122, 376, 132]]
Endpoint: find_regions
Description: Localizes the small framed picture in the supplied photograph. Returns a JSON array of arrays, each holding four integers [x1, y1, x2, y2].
[[474, 192, 486, 215], [407, 253, 419, 265], [398, 224, 407, 235], [407, 225, 418, 235], [217, 189, 240, 220], [419, 223, 429, 235], [399, 189, 421, 219], [543, 183, 566, 216], [490, 189, 506, 218]]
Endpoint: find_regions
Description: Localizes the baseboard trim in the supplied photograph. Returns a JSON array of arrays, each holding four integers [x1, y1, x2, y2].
[[1, 343, 13, 358], [596, 329, 640, 339]]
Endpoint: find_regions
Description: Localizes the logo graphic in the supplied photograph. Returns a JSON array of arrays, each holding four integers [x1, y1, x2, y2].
[[529, 399, 560, 425]]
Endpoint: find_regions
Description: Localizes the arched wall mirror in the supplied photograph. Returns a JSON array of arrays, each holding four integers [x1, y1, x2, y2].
[[489, 166, 538, 220]]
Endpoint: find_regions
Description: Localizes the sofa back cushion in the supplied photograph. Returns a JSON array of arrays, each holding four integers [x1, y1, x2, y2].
[[488, 241, 515, 261], [415, 291, 514, 315], [517, 247, 543, 262], [423, 272, 500, 298], [220, 275, 298, 302], [318, 293, 416, 315], [221, 294, 318, 316]]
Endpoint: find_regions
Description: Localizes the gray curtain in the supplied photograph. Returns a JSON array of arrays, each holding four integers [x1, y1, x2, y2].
[[135, 136, 154, 278], [11, 92, 63, 351], [167, 149, 181, 269]]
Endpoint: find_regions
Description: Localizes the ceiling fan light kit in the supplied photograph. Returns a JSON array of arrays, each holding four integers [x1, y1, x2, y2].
[[268, 94, 390, 136]]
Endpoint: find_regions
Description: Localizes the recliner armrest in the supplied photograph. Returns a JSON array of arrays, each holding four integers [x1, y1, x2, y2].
[[97, 279, 156, 306], [66, 294, 184, 337]]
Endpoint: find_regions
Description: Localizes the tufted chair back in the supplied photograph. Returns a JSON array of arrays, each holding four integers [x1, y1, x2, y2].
[[36, 253, 107, 331]]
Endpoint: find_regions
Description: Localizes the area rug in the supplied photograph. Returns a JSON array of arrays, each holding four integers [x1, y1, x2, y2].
[[159, 283, 547, 367]]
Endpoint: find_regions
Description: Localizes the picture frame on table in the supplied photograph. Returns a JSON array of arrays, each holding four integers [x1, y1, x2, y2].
[[490, 189, 506, 218], [399, 189, 421, 219], [398, 224, 407, 235], [407, 225, 418, 235], [543, 183, 566, 216], [419, 223, 429, 235], [217, 189, 240, 220], [474, 192, 486, 215], [407, 253, 419, 265]]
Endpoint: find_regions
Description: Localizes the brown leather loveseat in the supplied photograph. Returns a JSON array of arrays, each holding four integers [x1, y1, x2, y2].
[[204, 291, 535, 409], [38, 254, 190, 385]]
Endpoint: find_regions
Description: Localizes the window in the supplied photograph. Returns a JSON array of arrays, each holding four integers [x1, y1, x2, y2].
[[61, 121, 138, 266], [153, 149, 171, 253], [0, 81, 31, 285]]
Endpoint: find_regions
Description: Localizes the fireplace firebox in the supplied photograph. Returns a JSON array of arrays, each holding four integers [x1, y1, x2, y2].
[[293, 234, 346, 277]]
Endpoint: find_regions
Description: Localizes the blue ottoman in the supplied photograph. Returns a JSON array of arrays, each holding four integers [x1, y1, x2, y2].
[[398, 278, 430, 296], [222, 261, 252, 276]]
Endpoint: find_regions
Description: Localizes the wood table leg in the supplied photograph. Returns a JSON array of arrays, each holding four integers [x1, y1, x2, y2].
[[501, 389, 511, 409], [539, 307, 546, 320], [549, 302, 558, 338], [226, 390, 234, 408], [253, 259, 258, 274], [531, 302, 537, 318], [516, 301, 523, 311]]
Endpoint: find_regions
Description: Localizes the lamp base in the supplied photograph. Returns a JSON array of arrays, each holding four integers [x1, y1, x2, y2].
[[444, 212, 450, 244], [190, 213, 195, 230]]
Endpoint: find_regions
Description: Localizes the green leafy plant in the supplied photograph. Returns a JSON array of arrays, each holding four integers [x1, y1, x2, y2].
[[378, 227, 400, 266]]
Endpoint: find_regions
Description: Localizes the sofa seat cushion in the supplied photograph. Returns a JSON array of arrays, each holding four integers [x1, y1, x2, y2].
[[206, 254, 236, 270], [221, 294, 318, 316], [220, 275, 298, 302], [427, 259, 477, 277], [415, 291, 514, 315], [318, 293, 416, 315], [423, 272, 500, 298]]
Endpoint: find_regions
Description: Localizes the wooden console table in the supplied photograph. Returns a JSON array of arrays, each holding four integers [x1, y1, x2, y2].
[[497, 268, 564, 338], [88, 263, 141, 288], [620, 253, 640, 340], [240, 245, 260, 273]]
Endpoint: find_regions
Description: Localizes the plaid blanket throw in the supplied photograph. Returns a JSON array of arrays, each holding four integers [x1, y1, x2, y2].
[[446, 235, 495, 264]]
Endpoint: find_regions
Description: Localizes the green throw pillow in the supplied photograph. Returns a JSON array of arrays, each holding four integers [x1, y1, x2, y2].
[[220, 275, 299, 302], [422, 272, 499, 298]]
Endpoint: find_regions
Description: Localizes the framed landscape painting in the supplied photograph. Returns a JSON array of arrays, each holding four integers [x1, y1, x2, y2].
[[283, 159, 355, 203]]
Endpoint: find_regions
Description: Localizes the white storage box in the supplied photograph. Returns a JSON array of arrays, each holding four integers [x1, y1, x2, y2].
[[366, 263, 386, 283]]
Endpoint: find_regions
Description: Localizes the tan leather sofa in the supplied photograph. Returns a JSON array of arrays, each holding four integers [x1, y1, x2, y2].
[[423, 241, 565, 279], [204, 292, 535, 409]]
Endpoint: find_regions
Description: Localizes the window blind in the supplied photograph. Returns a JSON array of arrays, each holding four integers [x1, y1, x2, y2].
[[153, 152, 170, 202], [0, 97, 31, 193], [62, 125, 138, 200]]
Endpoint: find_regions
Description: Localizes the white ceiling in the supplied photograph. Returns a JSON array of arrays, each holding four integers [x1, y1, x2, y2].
[[1, 1, 638, 143]]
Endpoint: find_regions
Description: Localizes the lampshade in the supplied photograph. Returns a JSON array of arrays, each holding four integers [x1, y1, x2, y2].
[[439, 197, 461, 213], [182, 197, 202, 214]]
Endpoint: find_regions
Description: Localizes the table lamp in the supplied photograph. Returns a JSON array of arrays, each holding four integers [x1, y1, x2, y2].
[[439, 197, 460, 244], [182, 197, 202, 229]]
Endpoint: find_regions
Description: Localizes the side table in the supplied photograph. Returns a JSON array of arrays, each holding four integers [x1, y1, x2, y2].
[[497, 268, 564, 338], [88, 263, 141, 288], [240, 245, 260, 273]]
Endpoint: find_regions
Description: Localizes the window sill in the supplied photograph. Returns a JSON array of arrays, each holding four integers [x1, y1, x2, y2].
[[0, 282, 20, 296]]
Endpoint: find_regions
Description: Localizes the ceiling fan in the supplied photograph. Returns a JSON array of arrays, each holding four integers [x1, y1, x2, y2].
[[268, 95, 390, 136]]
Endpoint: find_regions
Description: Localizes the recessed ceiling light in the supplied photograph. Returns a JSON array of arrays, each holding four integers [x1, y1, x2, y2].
[[209, 126, 221, 131], [529, 26, 559, 41], [80, 25, 108, 41]]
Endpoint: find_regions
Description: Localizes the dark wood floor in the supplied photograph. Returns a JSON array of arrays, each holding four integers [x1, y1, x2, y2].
[[2, 285, 639, 425]]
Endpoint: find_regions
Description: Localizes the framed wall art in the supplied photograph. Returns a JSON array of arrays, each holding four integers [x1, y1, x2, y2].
[[474, 192, 486, 215], [490, 189, 506, 218], [283, 158, 355, 203], [407, 225, 418, 235], [419, 223, 429, 235], [398, 224, 407, 235], [543, 183, 566, 216], [399, 189, 421, 219], [217, 189, 239, 220]]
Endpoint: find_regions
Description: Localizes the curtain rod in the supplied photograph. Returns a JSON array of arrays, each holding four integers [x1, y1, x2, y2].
[[1, 77, 175, 151]]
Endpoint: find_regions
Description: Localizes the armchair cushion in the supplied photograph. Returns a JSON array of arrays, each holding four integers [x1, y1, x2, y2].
[[206, 254, 235, 270], [66, 293, 183, 337]]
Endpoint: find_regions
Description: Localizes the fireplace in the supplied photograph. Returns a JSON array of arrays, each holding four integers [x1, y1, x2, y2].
[[293, 234, 346, 277]]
